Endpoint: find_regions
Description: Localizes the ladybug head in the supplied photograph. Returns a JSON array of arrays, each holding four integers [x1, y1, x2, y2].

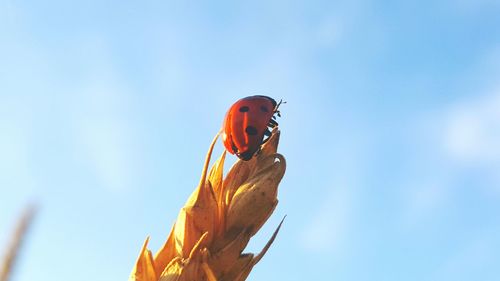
[[236, 150, 255, 161], [254, 95, 285, 117]]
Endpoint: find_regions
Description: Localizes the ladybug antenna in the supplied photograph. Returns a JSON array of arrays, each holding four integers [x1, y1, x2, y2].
[[274, 99, 286, 118], [276, 99, 285, 108]]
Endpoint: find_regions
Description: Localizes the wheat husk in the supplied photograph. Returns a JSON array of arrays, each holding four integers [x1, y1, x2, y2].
[[130, 128, 286, 281], [0, 205, 36, 281]]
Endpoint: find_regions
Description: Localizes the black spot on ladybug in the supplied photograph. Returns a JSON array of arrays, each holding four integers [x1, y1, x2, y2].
[[260, 105, 269, 112], [239, 106, 249, 112], [245, 126, 258, 136]]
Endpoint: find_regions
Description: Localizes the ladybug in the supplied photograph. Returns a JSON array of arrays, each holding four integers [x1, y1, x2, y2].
[[222, 95, 282, 161]]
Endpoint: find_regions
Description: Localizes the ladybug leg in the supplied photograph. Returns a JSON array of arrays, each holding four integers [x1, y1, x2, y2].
[[268, 119, 278, 128], [262, 129, 272, 143], [274, 109, 281, 118]]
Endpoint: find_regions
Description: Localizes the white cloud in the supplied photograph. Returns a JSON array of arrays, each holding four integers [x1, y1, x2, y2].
[[300, 179, 355, 254], [0, 96, 38, 195], [404, 181, 449, 224], [444, 91, 500, 165], [316, 17, 344, 47], [67, 36, 144, 192], [0, 122, 36, 195], [71, 86, 139, 192], [450, 0, 500, 14], [429, 226, 500, 281], [403, 88, 500, 223]]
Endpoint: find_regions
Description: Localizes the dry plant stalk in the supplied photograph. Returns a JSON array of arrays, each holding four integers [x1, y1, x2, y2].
[[130, 129, 286, 281], [1, 205, 36, 281]]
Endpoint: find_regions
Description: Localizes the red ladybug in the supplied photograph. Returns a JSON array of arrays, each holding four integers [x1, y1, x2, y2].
[[222, 95, 282, 161]]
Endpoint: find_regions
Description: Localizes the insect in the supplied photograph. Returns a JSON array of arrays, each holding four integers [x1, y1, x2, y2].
[[222, 95, 282, 161]]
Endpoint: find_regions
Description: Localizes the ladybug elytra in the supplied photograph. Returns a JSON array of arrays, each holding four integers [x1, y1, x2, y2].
[[222, 95, 282, 161]]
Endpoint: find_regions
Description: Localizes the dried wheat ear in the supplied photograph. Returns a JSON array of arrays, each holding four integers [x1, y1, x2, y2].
[[130, 128, 286, 281]]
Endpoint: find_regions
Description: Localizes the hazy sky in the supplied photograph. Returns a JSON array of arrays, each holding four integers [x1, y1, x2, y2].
[[1, 1, 500, 281]]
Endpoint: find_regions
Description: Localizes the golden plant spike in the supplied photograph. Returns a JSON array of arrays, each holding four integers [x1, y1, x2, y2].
[[1, 205, 36, 281], [130, 128, 286, 281]]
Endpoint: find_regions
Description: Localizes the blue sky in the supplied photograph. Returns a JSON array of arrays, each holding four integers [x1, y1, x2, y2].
[[1, 0, 500, 280]]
